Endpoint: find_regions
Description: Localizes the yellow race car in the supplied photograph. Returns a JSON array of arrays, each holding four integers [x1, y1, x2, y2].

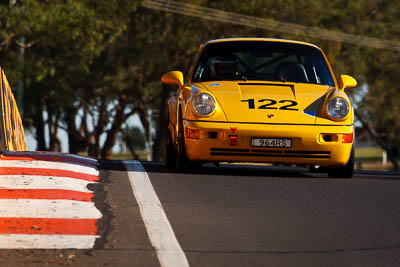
[[161, 38, 357, 178]]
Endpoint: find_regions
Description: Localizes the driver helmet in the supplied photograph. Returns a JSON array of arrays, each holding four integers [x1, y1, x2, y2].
[[210, 55, 238, 77]]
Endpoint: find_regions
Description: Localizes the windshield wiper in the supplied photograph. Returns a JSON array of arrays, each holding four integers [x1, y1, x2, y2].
[[277, 75, 287, 82], [211, 74, 248, 81], [239, 72, 265, 80]]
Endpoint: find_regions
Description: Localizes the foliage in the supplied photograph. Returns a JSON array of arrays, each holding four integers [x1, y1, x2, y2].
[[126, 126, 146, 150], [0, 0, 141, 156], [120, 126, 146, 160]]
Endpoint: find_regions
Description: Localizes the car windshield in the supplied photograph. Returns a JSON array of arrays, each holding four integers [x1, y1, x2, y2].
[[192, 41, 335, 86]]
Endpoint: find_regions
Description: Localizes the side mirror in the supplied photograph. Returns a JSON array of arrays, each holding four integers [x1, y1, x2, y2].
[[338, 75, 357, 91], [161, 71, 184, 88]]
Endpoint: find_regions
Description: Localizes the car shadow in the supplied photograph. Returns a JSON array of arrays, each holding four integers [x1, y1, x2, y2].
[[141, 161, 318, 179], [101, 159, 400, 180]]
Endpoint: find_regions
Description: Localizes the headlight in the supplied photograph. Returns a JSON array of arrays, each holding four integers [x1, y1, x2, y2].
[[326, 97, 349, 120], [192, 93, 215, 116]]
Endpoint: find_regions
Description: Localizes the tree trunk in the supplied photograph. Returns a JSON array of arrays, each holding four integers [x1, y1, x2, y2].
[[137, 102, 150, 141], [34, 101, 46, 151], [47, 103, 61, 152], [89, 94, 107, 158], [48, 118, 61, 152], [101, 98, 128, 158], [65, 107, 87, 154], [153, 84, 170, 161], [122, 129, 140, 160], [354, 108, 399, 171]]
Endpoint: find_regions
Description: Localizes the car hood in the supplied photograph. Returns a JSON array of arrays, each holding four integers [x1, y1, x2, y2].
[[196, 81, 331, 125]]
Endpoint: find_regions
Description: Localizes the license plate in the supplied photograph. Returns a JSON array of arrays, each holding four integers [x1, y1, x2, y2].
[[251, 138, 292, 148]]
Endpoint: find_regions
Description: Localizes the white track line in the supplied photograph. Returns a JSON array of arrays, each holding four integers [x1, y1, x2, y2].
[[0, 234, 100, 249], [0, 199, 102, 219], [0, 160, 99, 176], [124, 161, 190, 267], [0, 175, 92, 192]]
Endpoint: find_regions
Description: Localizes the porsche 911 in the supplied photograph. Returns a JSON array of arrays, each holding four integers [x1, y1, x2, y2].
[[161, 38, 357, 178]]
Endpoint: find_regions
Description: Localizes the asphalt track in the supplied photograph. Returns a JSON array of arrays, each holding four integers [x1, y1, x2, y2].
[[1, 161, 400, 267]]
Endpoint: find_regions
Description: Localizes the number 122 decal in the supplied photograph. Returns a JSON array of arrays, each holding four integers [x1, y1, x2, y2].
[[241, 98, 298, 111]]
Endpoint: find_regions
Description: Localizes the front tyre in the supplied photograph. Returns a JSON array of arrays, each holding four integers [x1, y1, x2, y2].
[[328, 145, 355, 178], [165, 129, 176, 169], [175, 117, 190, 171]]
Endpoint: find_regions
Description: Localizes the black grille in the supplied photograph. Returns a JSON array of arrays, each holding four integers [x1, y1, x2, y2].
[[210, 148, 330, 159]]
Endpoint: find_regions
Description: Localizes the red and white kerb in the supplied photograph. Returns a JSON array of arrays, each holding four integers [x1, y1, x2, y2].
[[0, 152, 101, 249]]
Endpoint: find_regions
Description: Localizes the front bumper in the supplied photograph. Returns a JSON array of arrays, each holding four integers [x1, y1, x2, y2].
[[183, 120, 354, 167]]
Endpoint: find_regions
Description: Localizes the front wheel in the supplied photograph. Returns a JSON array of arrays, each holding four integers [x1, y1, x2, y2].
[[175, 117, 190, 171], [165, 129, 176, 170], [328, 145, 355, 178]]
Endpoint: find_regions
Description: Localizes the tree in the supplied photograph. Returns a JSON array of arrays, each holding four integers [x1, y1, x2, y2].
[[121, 126, 146, 160], [1, 0, 142, 157], [1, 0, 399, 167]]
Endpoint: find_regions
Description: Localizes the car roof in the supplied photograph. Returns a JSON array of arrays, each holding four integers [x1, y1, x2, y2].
[[203, 38, 321, 50]]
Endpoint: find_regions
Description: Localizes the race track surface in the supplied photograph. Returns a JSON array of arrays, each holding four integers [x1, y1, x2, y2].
[[1, 158, 400, 267]]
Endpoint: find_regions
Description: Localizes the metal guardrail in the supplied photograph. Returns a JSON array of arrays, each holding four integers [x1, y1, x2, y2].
[[0, 67, 27, 151]]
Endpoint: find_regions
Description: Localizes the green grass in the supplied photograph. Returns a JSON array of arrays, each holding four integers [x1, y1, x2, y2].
[[355, 146, 400, 171], [110, 150, 149, 160], [355, 146, 384, 161]]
